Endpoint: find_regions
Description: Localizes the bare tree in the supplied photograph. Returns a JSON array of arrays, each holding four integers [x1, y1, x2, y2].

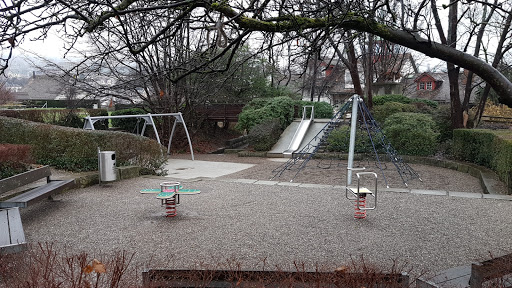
[[0, 81, 14, 104], [2, 0, 512, 120]]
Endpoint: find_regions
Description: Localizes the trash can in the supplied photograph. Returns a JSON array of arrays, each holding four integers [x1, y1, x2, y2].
[[98, 151, 116, 182]]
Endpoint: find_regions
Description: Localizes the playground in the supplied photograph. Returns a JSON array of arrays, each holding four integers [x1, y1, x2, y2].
[[7, 96, 512, 285], [17, 154, 512, 281]]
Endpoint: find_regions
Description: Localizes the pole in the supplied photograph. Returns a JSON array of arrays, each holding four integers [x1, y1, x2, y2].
[[347, 95, 359, 186]]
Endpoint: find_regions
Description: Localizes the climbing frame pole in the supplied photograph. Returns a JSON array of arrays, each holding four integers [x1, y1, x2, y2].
[[347, 94, 360, 186], [140, 114, 161, 144], [166, 113, 194, 160]]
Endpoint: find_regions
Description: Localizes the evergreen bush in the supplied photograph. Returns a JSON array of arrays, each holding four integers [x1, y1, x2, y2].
[[432, 104, 454, 142], [0, 116, 167, 173], [0, 144, 33, 179], [297, 101, 333, 119], [236, 96, 296, 132], [453, 129, 512, 193], [0, 108, 109, 129], [237, 97, 333, 132], [247, 118, 282, 151], [373, 94, 438, 109], [383, 112, 440, 156], [371, 102, 418, 124], [326, 125, 373, 153], [110, 108, 147, 132]]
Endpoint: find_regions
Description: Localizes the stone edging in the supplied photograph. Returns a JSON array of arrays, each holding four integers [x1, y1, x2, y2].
[[403, 156, 509, 195]]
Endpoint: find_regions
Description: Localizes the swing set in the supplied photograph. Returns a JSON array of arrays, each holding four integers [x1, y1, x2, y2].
[[83, 112, 194, 160]]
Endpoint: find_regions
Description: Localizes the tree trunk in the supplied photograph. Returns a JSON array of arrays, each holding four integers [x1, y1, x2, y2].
[[346, 33, 364, 97], [365, 34, 374, 109], [328, 32, 364, 97], [310, 48, 318, 102]]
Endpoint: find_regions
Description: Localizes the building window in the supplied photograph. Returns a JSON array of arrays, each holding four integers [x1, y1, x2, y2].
[[418, 81, 433, 90]]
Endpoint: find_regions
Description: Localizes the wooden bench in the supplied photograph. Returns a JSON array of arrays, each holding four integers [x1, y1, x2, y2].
[[0, 166, 75, 208]]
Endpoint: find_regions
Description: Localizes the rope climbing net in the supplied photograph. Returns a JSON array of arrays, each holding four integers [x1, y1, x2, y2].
[[271, 95, 422, 187]]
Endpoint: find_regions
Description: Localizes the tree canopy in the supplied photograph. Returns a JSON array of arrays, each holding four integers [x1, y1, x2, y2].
[[2, 0, 512, 106]]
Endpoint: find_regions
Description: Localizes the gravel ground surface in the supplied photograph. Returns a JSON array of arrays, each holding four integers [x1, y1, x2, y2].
[[174, 153, 486, 193], [18, 154, 512, 282]]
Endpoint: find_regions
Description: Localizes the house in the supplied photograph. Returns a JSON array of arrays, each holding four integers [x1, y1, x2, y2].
[[12, 72, 101, 108], [297, 49, 418, 107], [371, 52, 418, 95], [401, 71, 480, 104], [298, 57, 359, 106], [14, 72, 70, 101]]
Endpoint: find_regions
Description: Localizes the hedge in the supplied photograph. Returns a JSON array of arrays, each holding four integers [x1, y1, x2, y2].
[[371, 102, 418, 124], [236, 97, 333, 132], [110, 108, 148, 132], [372, 94, 438, 109], [0, 116, 167, 173], [0, 108, 109, 129], [383, 112, 440, 156], [453, 129, 512, 192], [236, 96, 296, 132]]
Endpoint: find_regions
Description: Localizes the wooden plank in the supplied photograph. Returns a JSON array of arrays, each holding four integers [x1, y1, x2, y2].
[[7, 208, 25, 245], [0, 179, 75, 208], [0, 166, 51, 193], [0, 209, 10, 246]]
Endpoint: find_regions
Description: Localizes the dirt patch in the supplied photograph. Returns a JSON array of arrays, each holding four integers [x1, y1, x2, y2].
[[170, 153, 485, 193]]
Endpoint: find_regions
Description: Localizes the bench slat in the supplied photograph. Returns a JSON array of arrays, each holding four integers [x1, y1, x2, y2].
[[0, 179, 75, 208], [0, 166, 52, 193]]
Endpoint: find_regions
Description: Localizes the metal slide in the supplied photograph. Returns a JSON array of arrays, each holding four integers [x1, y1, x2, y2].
[[283, 106, 314, 157]]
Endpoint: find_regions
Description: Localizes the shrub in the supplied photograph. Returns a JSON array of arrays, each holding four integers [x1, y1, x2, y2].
[[383, 112, 440, 156], [0, 116, 167, 173], [0, 144, 32, 179], [248, 118, 282, 151], [373, 94, 438, 109], [110, 108, 147, 132], [453, 129, 512, 193], [431, 104, 453, 142], [297, 101, 334, 119], [0, 108, 109, 129], [326, 125, 374, 153], [236, 96, 296, 132], [237, 97, 333, 132], [371, 102, 417, 124]]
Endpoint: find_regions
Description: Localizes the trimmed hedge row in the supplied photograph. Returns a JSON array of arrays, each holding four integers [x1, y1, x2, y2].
[[0, 116, 167, 173], [0, 109, 109, 129], [453, 129, 512, 193]]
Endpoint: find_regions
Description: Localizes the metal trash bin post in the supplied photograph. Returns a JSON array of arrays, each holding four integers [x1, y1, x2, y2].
[[98, 148, 116, 184]]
